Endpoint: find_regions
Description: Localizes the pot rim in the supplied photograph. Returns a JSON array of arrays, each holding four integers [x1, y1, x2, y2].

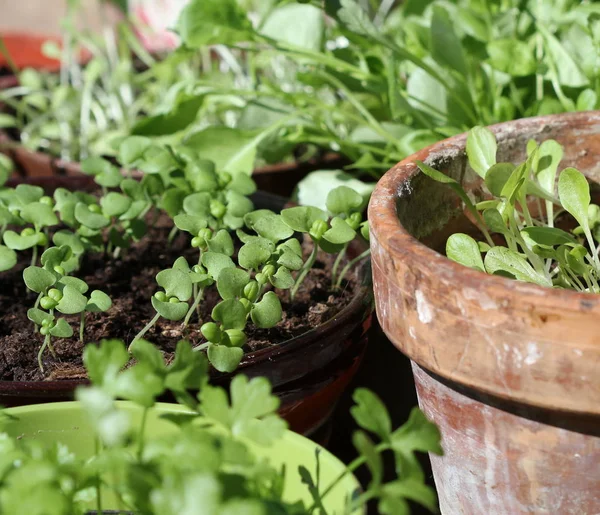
[[370, 111, 600, 314]]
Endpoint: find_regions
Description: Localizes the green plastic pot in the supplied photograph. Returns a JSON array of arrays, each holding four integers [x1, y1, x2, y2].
[[3, 402, 362, 513]]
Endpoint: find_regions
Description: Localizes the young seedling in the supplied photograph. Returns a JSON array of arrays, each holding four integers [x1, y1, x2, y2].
[[2, 185, 58, 266], [419, 126, 600, 293], [130, 260, 197, 349]]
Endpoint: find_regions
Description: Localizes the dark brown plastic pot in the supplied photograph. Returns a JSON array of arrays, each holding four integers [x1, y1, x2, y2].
[[0, 175, 373, 439], [369, 111, 600, 514]]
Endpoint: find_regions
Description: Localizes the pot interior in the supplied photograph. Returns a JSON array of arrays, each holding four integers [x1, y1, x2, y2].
[[396, 115, 600, 253]]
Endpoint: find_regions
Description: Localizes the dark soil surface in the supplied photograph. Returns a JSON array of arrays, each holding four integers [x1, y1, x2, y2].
[[0, 219, 357, 381]]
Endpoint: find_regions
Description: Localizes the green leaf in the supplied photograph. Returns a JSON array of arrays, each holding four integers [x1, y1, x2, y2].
[[382, 478, 439, 513], [244, 211, 293, 243], [59, 276, 89, 294], [251, 292, 282, 329], [277, 249, 303, 271], [280, 206, 328, 233], [49, 318, 73, 338], [116, 362, 164, 408], [0, 245, 17, 272], [74, 203, 109, 229], [151, 297, 189, 321], [101, 192, 132, 218], [83, 339, 129, 387], [520, 227, 577, 247], [207, 344, 244, 373], [27, 308, 54, 326], [351, 388, 392, 442], [207, 230, 234, 256], [0, 113, 16, 128], [130, 338, 166, 373], [3, 230, 39, 250], [390, 407, 443, 480], [326, 185, 363, 215], [20, 202, 58, 229], [353, 431, 383, 487], [323, 217, 356, 245], [56, 285, 88, 315], [23, 266, 56, 293], [446, 233, 485, 272], [431, 6, 467, 76], [86, 290, 112, 312], [238, 239, 274, 270], [226, 190, 254, 218], [177, 0, 253, 48], [156, 268, 193, 301], [202, 252, 235, 279], [270, 266, 294, 289], [487, 39, 536, 76], [41, 245, 72, 269], [118, 136, 151, 168], [539, 25, 589, 88], [15, 184, 44, 205], [217, 268, 250, 300], [212, 299, 247, 330], [466, 126, 497, 178], [132, 94, 205, 136], [174, 214, 208, 236], [184, 127, 259, 176], [183, 192, 212, 217], [558, 167, 591, 233], [260, 3, 324, 51], [166, 339, 209, 396], [485, 163, 515, 197], [483, 209, 508, 234], [535, 139, 563, 197], [296, 170, 373, 212], [577, 89, 598, 111], [484, 246, 552, 287]]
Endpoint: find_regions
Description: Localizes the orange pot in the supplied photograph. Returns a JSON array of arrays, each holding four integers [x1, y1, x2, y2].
[[369, 111, 600, 514]]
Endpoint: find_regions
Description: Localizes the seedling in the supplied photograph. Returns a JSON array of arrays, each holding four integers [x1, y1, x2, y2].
[[419, 126, 600, 293], [0, 338, 442, 513]]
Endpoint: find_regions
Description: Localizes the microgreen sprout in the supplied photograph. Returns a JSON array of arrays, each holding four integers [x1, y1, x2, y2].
[[419, 126, 600, 293]]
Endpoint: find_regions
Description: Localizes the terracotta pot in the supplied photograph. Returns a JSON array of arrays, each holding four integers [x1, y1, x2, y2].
[[0, 175, 373, 440], [369, 111, 600, 514], [0, 33, 62, 71]]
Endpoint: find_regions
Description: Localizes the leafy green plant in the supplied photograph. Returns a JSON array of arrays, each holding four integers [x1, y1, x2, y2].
[[0, 338, 442, 514], [418, 126, 600, 293], [0, 137, 368, 374], [170, 0, 600, 193]]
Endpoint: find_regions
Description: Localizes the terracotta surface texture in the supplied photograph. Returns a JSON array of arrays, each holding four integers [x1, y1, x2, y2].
[[369, 111, 600, 514]]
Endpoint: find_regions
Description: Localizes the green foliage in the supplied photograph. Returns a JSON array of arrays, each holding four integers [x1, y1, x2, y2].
[[421, 127, 600, 293], [0, 339, 440, 514]]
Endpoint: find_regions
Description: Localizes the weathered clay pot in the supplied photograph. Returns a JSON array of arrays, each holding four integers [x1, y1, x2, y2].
[[0, 176, 373, 440], [369, 111, 600, 514]]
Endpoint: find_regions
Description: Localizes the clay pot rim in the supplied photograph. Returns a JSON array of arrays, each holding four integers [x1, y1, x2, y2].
[[369, 111, 600, 314]]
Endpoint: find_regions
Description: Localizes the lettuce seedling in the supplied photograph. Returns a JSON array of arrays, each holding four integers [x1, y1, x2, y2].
[[419, 126, 600, 293]]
